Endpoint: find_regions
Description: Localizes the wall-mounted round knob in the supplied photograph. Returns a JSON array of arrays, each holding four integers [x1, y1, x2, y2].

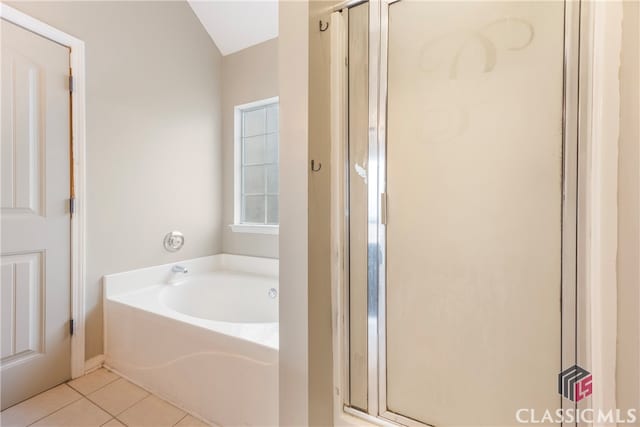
[[163, 231, 184, 252]]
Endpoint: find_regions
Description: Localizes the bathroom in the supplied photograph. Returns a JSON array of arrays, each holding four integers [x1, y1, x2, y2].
[[0, 1, 638, 427]]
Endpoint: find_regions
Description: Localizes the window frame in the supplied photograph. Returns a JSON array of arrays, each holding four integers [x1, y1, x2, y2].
[[232, 96, 279, 235]]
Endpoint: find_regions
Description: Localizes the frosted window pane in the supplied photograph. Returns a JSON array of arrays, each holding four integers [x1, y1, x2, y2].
[[266, 195, 278, 224], [243, 165, 264, 194], [237, 101, 278, 225], [243, 135, 265, 165], [266, 164, 278, 194], [243, 195, 265, 223], [266, 134, 278, 164], [243, 108, 265, 137], [266, 104, 279, 133]]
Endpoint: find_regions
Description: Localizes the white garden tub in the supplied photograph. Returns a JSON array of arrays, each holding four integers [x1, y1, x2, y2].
[[103, 254, 278, 427]]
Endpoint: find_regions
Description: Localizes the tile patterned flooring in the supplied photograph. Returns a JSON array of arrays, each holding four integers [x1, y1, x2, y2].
[[0, 368, 212, 427]]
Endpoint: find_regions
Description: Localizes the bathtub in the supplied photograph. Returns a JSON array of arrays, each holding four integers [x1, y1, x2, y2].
[[103, 254, 278, 427]]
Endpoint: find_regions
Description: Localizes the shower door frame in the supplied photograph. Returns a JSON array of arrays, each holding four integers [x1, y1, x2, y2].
[[376, 0, 581, 425], [332, 0, 590, 425]]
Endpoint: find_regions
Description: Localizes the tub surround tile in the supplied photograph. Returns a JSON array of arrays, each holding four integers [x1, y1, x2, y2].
[[87, 378, 149, 416], [118, 395, 186, 427], [30, 398, 111, 427], [174, 415, 213, 427], [0, 384, 82, 427], [68, 369, 120, 396]]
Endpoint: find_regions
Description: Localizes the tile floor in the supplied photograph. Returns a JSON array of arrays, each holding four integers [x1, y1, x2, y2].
[[0, 368, 212, 427]]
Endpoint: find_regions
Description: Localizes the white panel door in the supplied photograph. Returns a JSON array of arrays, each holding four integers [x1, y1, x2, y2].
[[1, 18, 71, 410]]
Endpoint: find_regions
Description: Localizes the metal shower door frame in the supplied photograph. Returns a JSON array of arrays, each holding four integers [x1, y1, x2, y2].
[[340, 0, 582, 425]]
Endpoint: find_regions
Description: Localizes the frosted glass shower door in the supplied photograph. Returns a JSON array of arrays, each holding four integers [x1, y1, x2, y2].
[[385, 1, 568, 425]]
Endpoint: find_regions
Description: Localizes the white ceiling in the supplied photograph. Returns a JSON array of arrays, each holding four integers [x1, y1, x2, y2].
[[188, 1, 278, 56]]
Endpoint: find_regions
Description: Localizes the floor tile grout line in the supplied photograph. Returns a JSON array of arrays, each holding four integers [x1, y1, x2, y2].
[[12, 371, 207, 427], [1, 382, 79, 417], [81, 373, 150, 418], [93, 390, 151, 419], [1, 370, 116, 419], [100, 416, 128, 427], [115, 415, 128, 426], [173, 413, 189, 426], [100, 417, 116, 427], [86, 370, 194, 425], [68, 370, 122, 397], [24, 391, 86, 427], [115, 394, 187, 427]]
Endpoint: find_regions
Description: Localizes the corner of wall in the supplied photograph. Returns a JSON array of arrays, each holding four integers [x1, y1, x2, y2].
[[279, 1, 310, 426]]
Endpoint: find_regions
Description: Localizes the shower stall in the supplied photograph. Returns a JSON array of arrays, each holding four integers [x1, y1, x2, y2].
[[330, 0, 584, 425]]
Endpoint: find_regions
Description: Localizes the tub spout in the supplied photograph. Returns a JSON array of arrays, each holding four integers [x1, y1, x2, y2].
[[172, 265, 188, 274]]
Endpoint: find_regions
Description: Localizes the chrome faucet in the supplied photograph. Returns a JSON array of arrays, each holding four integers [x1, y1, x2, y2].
[[171, 265, 188, 274]]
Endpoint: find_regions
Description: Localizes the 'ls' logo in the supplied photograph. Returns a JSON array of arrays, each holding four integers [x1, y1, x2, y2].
[[558, 365, 593, 402]]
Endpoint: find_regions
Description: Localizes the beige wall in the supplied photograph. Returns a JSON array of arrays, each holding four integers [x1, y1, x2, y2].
[[278, 0, 309, 425], [7, 1, 223, 360], [308, 1, 339, 425], [222, 39, 279, 258], [617, 0, 640, 420], [279, 1, 336, 423]]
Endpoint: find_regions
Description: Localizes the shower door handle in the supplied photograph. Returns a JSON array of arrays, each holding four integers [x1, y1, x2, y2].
[[381, 192, 388, 225]]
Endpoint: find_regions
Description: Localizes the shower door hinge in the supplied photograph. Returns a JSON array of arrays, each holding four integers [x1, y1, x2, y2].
[[70, 319, 75, 336], [381, 192, 388, 225]]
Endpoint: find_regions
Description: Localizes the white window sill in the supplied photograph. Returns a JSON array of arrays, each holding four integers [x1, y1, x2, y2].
[[229, 224, 279, 235]]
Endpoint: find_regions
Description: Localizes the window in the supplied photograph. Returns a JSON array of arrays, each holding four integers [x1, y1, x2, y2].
[[232, 97, 279, 234]]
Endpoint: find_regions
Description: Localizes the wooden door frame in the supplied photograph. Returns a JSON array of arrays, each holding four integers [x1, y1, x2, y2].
[[1, 4, 87, 380]]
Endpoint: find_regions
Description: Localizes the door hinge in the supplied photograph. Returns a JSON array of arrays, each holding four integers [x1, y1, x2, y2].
[[69, 75, 74, 93], [70, 319, 75, 336], [69, 197, 76, 216], [381, 192, 388, 225]]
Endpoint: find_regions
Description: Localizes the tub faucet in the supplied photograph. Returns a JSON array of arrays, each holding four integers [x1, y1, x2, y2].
[[171, 265, 188, 274]]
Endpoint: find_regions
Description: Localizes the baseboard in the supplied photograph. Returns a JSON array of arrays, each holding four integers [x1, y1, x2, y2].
[[84, 355, 105, 374]]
